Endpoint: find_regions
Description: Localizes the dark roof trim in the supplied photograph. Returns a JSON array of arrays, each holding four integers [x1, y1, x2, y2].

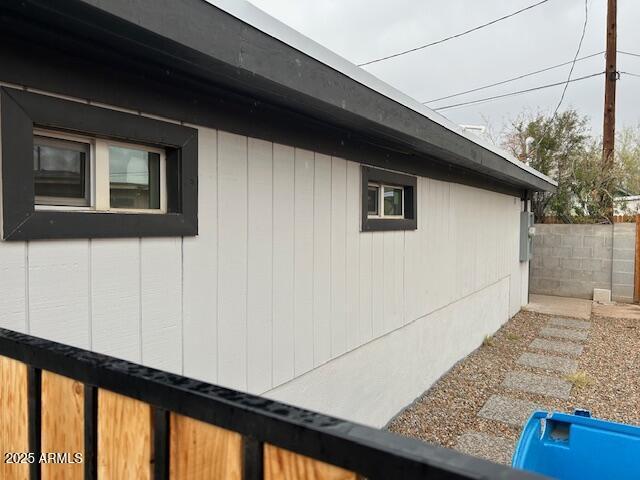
[[0, 0, 555, 193]]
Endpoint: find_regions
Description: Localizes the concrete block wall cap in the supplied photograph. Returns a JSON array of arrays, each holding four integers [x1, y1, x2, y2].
[[593, 288, 612, 303]]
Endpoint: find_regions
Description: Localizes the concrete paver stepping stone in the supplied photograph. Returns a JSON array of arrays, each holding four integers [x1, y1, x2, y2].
[[529, 338, 583, 356], [502, 371, 572, 399], [549, 317, 591, 330], [456, 431, 515, 465], [517, 352, 578, 374], [540, 326, 588, 342], [478, 395, 544, 427]]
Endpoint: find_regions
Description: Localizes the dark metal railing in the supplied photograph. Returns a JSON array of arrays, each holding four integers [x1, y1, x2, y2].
[[0, 327, 545, 479]]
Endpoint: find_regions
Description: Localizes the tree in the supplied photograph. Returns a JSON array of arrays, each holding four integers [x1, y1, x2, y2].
[[501, 110, 638, 223], [570, 139, 627, 220], [616, 126, 640, 195], [502, 109, 591, 221]]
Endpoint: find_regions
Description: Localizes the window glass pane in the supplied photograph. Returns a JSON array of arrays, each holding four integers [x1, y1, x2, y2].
[[383, 186, 403, 216], [109, 146, 160, 209], [33, 136, 89, 205], [367, 185, 379, 215]]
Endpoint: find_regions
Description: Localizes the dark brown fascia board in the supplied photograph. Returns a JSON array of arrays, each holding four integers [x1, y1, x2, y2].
[[0, 0, 555, 193]]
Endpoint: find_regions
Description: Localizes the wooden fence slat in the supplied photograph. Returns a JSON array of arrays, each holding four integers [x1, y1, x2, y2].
[[0, 355, 29, 480], [264, 444, 358, 480], [41, 371, 84, 480], [97, 389, 152, 480], [169, 413, 242, 480]]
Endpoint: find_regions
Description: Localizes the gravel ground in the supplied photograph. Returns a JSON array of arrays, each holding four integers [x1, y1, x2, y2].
[[387, 309, 640, 450]]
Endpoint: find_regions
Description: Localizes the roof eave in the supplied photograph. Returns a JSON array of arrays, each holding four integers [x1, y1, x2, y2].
[[5, 0, 556, 193]]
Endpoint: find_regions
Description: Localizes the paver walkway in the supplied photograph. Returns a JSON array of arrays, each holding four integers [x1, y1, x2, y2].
[[503, 371, 572, 399], [548, 317, 591, 330], [456, 432, 515, 465], [529, 338, 583, 356], [478, 395, 543, 427], [517, 352, 577, 374], [454, 313, 592, 464], [540, 326, 589, 341]]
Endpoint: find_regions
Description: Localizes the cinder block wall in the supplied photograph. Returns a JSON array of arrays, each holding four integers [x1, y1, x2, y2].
[[530, 223, 636, 302], [612, 223, 636, 302]]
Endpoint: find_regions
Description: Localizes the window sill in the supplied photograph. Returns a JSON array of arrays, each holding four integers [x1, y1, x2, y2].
[[361, 217, 417, 232], [4, 210, 196, 240]]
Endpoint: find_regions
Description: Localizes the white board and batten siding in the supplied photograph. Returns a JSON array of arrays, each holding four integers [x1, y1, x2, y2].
[[0, 89, 528, 426]]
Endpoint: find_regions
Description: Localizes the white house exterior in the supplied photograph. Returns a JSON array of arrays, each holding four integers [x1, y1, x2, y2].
[[0, 0, 555, 428]]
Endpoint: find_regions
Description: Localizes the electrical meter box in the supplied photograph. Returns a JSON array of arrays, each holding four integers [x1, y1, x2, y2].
[[520, 211, 535, 262]]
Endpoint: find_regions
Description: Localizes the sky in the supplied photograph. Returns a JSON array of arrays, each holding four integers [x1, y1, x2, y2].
[[246, 0, 640, 142]]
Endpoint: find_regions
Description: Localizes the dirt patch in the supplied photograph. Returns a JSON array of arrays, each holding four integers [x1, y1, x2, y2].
[[387, 309, 640, 450], [592, 302, 640, 320]]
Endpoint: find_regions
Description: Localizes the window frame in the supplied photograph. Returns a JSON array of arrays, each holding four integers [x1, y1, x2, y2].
[[1, 87, 198, 240], [361, 166, 417, 232], [33, 131, 94, 208]]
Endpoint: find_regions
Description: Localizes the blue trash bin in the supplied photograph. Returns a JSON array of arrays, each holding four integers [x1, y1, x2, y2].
[[512, 410, 640, 479]]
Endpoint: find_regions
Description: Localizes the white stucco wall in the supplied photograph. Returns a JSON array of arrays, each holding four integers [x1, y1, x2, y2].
[[0, 86, 529, 427], [266, 277, 510, 427]]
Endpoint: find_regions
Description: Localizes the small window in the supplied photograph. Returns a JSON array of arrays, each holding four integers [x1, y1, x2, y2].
[[383, 186, 403, 217], [109, 146, 161, 210], [33, 135, 90, 207], [361, 166, 416, 231], [34, 130, 166, 214], [367, 184, 404, 219]]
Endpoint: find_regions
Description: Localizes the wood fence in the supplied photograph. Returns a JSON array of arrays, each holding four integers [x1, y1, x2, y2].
[[0, 328, 544, 480]]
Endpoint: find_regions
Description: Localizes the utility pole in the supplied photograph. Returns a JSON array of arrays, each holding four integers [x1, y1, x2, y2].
[[602, 0, 617, 218]]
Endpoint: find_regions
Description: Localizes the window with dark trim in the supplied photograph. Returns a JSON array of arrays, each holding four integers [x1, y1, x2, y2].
[[1, 87, 198, 240], [361, 166, 417, 232]]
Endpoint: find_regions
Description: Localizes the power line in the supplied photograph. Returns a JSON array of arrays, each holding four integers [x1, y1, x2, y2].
[[546, 0, 589, 129], [621, 71, 640, 78], [531, 0, 589, 155], [357, 0, 551, 67], [619, 50, 640, 59], [432, 71, 604, 111], [427, 49, 634, 105], [423, 51, 604, 104]]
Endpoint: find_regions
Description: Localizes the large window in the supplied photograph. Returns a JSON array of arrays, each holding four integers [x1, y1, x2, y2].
[[1, 87, 198, 240], [361, 166, 417, 231]]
